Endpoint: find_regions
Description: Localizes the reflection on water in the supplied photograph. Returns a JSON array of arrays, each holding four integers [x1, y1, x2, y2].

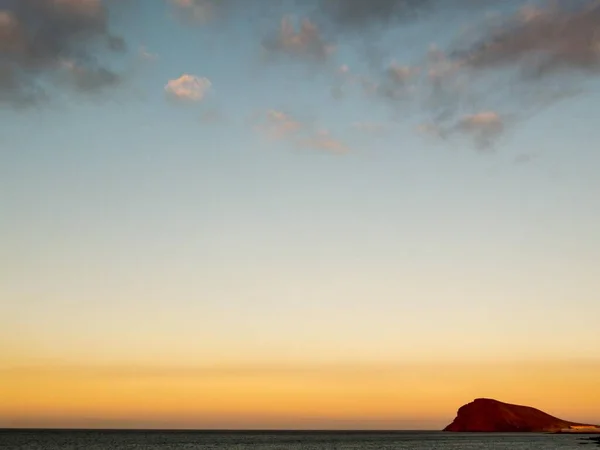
[[583, 436, 600, 447]]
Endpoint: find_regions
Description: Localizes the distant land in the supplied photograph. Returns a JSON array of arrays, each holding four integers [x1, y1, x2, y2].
[[444, 398, 600, 433]]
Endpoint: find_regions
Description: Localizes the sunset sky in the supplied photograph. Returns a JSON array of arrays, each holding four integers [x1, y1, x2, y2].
[[1, 0, 599, 429]]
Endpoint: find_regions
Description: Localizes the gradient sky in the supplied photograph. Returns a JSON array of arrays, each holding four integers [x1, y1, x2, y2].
[[1, 0, 600, 429]]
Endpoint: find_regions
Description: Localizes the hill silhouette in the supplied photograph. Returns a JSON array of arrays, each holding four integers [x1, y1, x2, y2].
[[444, 398, 597, 432]]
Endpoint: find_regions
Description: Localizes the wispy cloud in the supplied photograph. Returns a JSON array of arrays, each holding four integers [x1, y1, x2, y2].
[[257, 109, 304, 140], [326, 5, 597, 150], [514, 153, 536, 164], [456, 1, 600, 77], [352, 122, 388, 134], [5, 0, 592, 153], [168, 0, 219, 24], [255, 109, 350, 154], [300, 130, 351, 154], [331, 64, 380, 100], [262, 17, 335, 62], [378, 62, 420, 100], [139, 46, 158, 61], [165, 74, 212, 102], [418, 110, 505, 150], [456, 111, 504, 150], [416, 122, 446, 139], [304, 1, 600, 150]]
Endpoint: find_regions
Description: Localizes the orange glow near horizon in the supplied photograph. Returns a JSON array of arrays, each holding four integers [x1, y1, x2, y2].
[[2, 361, 599, 429]]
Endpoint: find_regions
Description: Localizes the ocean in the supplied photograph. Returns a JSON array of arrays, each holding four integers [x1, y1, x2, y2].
[[0, 430, 598, 449]]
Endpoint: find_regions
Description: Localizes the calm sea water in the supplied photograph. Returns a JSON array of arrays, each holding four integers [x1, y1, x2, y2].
[[1, 430, 599, 450]]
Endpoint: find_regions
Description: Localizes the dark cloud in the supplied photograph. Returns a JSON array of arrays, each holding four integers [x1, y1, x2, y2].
[[169, 0, 431, 30], [0, 0, 126, 107], [456, 1, 600, 77], [62, 63, 120, 92], [311, 0, 431, 31]]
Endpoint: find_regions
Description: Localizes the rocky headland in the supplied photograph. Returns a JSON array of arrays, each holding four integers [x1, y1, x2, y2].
[[444, 398, 600, 433]]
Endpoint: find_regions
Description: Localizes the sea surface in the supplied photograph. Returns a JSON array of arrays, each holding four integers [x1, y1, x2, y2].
[[0, 430, 598, 450]]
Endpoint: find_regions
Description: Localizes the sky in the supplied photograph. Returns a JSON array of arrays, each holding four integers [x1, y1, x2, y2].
[[1, 0, 600, 429]]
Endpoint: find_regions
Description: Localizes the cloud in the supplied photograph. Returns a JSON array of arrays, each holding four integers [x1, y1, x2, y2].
[[456, 111, 504, 149], [299, 130, 351, 154], [168, 0, 219, 24], [0, 10, 21, 53], [0, 0, 126, 107], [139, 46, 158, 61], [254, 109, 350, 154], [388, 63, 419, 84], [167, 0, 282, 27], [165, 74, 212, 102], [0, 64, 41, 107], [418, 111, 505, 150], [257, 109, 304, 139], [60, 60, 120, 92], [166, 0, 434, 31], [338, 64, 350, 75], [331, 64, 381, 100], [352, 122, 388, 134], [416, 122, 446, 139], [262, 17, 335, 62], [456, 1, 600, 77], [378, 62, 420, 99], [407, 3, 600, 148], [304, 2, 599, 150], [330, 64, 352, 99], [514, 153, 536, 164], [312, 0, 432, 31]]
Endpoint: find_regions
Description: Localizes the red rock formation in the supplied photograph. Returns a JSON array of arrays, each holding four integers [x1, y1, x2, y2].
[[444, 398, 594, 432]]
